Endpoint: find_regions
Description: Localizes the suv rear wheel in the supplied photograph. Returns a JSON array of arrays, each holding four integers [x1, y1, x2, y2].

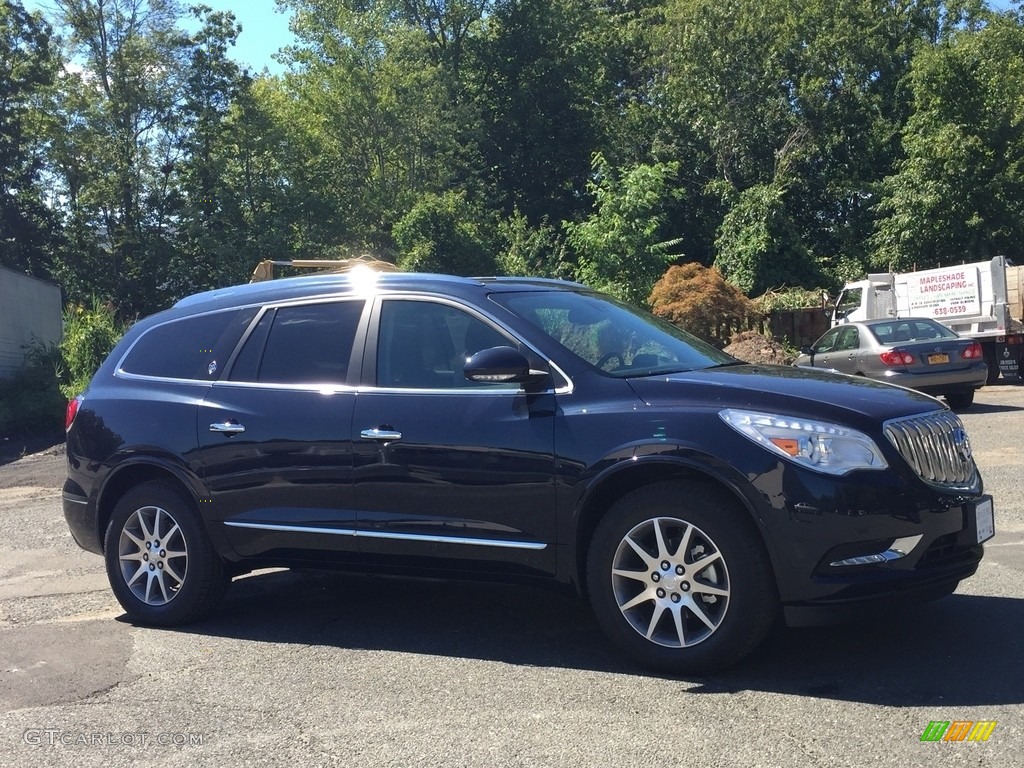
[[586, 480, 777, 673], [104, 480, 227, 625]]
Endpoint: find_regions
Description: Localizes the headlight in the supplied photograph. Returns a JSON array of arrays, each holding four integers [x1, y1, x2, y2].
[[719, 409, 888, 475]]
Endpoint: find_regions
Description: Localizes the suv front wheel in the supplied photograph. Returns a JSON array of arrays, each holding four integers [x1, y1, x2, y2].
[[104, 480, 227, 625], [586, 480, 777, 673]]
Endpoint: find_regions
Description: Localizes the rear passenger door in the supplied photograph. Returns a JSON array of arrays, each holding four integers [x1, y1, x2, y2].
[[197, 299, 368, 559]]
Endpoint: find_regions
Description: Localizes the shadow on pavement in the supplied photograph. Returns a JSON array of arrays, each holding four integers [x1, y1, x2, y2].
[[154, 568, 1023, 707], [963, 402, 1024, 414]]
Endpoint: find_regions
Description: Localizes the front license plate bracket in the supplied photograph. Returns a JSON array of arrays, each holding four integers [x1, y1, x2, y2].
[[967, 497, 995, 544]]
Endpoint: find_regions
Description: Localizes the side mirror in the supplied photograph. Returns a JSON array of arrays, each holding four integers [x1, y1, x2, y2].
[[464, 346, 546, 384], [800, 345, 814, 355]]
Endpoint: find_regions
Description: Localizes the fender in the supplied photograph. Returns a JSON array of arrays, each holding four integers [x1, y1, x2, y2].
[[560, 441, 784, 592], [92, 451, 234, 555]]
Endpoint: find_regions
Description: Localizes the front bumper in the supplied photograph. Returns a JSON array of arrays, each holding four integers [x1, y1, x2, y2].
[[770, 488, 988, 623]]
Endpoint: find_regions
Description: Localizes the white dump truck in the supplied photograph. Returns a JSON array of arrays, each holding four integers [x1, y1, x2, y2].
[[833, 256, 1024, 382]]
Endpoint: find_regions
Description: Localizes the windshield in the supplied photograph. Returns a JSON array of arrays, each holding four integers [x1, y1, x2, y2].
[[491, 290, 736, 376]]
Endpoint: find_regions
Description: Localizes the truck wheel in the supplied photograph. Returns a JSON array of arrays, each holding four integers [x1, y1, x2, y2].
[[104, 480, 228, 626], [945, 391, 975, 412], [586, 481, 777, 674]]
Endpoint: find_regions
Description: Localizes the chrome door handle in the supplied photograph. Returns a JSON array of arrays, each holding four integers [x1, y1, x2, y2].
[[360, 428, 402, 442], [210, 422, 246, 434]]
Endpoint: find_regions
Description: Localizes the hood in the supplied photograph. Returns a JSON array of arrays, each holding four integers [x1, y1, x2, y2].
[[626, 363, 944, 429]]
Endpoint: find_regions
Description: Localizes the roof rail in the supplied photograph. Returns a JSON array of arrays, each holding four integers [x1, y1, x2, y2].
[[249, 257, 400, 283]]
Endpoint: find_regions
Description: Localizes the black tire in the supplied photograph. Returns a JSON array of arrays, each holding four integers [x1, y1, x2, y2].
[[104, 480, 228, 626], [586, 480, 778, 674], [945, 391, 975, 412]]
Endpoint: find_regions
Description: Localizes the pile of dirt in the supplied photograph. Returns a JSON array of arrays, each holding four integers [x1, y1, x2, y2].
[[0, 434, 64, 468], [723, 331, 796, 366]]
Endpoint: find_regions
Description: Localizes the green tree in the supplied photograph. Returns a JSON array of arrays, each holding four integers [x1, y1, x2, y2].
[[48, 0, 190, 313], [656, 0, 972, 283], [393, 190, 496, 274], [0, 0, 59, 278], [277, 0, 484, 256], [872, 13, 1024, 269], [566, 153, 683, 304], [714, 182, 822, 295], [43, 1, 259, 313], [469, 0, 611, 226]]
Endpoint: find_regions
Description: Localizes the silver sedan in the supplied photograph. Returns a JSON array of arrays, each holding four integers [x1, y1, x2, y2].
[[793, 317, 988, 411]]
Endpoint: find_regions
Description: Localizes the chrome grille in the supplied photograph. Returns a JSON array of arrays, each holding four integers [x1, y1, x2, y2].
[[883, 410, 978, 490]]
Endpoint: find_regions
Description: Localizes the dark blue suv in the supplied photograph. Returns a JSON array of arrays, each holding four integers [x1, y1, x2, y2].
[[62, 270, 994, 672]]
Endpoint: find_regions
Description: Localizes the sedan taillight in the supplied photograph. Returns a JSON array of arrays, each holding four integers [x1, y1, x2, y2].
[[65, 396, 82, 431], [880, 349, 915, 366], [961, 342, 984, 359]]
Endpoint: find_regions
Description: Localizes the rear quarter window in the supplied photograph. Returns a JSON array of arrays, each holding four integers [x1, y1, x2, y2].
[[120, 308, 258, 380]]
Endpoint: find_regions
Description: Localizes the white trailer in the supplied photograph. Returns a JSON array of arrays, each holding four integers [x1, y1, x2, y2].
[[0, 266, 63, 378], [833, 256, 1024, 382]]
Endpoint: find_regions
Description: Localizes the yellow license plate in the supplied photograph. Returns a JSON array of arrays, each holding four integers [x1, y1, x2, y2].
[[927, 353, 949, 364]]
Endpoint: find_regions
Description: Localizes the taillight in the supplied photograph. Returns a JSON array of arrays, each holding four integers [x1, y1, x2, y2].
[[961, 342, 983, 359], [65, 396, 82, 431], [880, 349, 915, 366]]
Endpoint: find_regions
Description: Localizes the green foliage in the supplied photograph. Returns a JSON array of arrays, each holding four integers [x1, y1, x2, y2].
[[0, 342, 65, 437], [495, 210, 570, 278], [394, 191, 497, 275], [567, 153, 684, 305], [714, 183, 823, 296], [4, 0, 1024, 342], [0, 0, 60, 280], [59, 299, 126, 399], [872, 14, 1024, 269], [648, 263, 758, 347]]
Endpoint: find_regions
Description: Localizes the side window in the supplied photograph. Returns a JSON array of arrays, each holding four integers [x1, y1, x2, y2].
[[814, 329, 840, 353], [376, 300, 515, 389], [121, 308, 258, 380], [230, 301, 364, 385], [836, 287, 862, 319], [837, 326, 859, 351]]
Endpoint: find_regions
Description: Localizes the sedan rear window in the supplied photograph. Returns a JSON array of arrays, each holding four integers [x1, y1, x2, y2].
[[869, 319, 957, 345]]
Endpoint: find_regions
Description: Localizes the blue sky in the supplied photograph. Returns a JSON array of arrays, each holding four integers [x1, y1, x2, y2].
[[28, 0, 296, 75], [183, 0, 295, 75]]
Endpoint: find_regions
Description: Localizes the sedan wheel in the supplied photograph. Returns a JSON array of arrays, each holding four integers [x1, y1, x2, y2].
[[945, 391, 975, 412], [587, 481, 777, 673], [105, 481, 227, 625]]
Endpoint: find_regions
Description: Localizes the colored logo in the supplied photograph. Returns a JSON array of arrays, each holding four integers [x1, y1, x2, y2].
[[920, 721, 996, 742]]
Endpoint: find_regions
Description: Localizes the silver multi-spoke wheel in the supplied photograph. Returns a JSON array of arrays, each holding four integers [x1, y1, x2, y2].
[[610, 516, 730, 648], [117, 505, 188, 606]]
